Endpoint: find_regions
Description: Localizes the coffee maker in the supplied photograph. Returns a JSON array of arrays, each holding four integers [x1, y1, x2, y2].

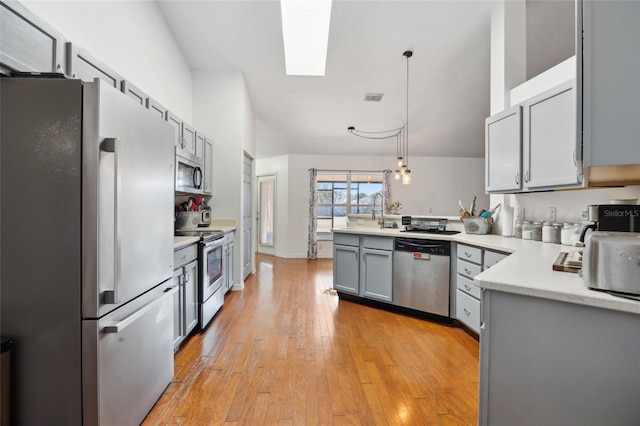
[[579, 204, 640, 242]]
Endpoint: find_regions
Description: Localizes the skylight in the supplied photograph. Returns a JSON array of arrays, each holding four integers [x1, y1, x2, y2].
[[280, 0, 332, 76]]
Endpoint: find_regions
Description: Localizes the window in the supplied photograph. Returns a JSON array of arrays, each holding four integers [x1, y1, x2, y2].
[[316, 172, 383, 237]]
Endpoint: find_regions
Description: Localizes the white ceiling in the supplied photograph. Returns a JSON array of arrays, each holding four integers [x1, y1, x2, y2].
[[157, 0, 495, 160]]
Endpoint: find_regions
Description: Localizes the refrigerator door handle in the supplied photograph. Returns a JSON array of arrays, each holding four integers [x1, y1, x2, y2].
[[102, 138, 122, 305], [104, 286, 177, 333]]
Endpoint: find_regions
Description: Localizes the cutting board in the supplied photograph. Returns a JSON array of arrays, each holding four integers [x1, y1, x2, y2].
[[552, 251, 583, 273]]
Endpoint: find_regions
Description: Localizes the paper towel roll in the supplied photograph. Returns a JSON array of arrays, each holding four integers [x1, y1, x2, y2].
[[502, 206, 514, 237]]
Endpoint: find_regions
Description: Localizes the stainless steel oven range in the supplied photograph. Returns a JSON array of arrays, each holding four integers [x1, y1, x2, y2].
[[175, 230, 226, 329]]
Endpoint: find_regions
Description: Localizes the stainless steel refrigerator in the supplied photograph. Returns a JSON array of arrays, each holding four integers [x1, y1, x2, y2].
[[1, 77, 175, 425]]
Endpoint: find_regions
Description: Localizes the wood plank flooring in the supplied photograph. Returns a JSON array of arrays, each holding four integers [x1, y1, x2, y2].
[[143, 254, 479, 425]]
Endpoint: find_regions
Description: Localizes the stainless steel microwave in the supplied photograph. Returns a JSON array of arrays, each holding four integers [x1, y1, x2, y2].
[[175, 153, 203, 194]]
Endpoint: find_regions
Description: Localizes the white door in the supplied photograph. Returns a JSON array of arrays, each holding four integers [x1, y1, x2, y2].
[[242, 153, 253, 279], [257, 174, 276, 255]]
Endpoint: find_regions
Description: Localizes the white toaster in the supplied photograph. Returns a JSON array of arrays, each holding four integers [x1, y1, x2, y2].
[[582, 231, 640, 296]]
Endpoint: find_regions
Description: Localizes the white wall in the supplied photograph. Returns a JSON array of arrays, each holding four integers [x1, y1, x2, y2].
[[491, 186, 640, 234], [22, 0, 193, 121], [256, 154, 487, 258], [193, 71, 256, 283]]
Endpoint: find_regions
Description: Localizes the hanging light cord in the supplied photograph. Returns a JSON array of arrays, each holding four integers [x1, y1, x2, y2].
[[404, 50, 411, 168], [347, 126, 404, 139]]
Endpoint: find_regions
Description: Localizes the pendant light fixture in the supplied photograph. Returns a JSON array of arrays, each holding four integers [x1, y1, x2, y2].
[[348, 50, 413, 185], [401, 50, 412, 185]]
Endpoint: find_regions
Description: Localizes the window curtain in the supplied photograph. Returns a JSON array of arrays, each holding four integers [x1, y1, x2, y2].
[[383, 170, 391, 214], [307, 168, 318, 259]]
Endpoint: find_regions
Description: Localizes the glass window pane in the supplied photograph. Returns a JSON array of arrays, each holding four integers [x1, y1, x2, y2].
[[317, 206, 332, 217], [334, 188, 347, 204]]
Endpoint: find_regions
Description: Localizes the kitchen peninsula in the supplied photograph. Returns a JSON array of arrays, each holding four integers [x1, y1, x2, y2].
[[333, 222, 640, 425]]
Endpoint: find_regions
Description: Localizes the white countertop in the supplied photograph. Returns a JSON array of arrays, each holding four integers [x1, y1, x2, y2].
[[332, 226, 640, 315], [173, 224, 237, 250]]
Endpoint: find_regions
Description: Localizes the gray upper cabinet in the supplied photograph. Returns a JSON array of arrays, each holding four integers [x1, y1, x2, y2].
[[0, 1, 66, 75], [66, 42, 122, 89], [522, 80, 580, 190], [203, 138, 213, 195], [581, 0, 640, 167], [121, 80, 148, 107], [485, 106, 522, 193], [147, 97, 168, 121], [195, 132, 205, 164], [182, 123, 197, 158], [166, 111, 184, 150]]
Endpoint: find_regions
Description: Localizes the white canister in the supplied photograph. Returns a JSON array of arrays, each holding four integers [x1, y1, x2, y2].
[[542, 222, 553, 243], [561, 223, 575, 246]]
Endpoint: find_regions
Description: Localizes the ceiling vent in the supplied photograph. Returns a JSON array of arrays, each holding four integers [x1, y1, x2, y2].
[[364, 93, 383, 102]]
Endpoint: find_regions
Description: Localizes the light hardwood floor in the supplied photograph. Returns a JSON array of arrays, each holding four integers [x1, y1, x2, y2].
[[144, 254, 479, 425]]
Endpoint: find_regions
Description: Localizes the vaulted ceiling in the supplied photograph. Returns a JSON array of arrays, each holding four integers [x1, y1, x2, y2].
[[158, 1, 495, 159]]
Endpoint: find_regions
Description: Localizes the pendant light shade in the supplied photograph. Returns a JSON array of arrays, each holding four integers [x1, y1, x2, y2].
[[347, 50, 414, 185]]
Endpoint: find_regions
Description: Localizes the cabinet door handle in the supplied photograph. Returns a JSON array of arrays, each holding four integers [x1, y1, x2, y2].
[[524, 170, 530, 183], [465, 268, 472, 275], [184, 271, 189, 283], [463, 308, 471, 316], [355, 252, 358, 261], [515, 172, 519, 185], [464, 284, 472, 291], [464, 252, 472, 258], [362, 253, 367, 261]]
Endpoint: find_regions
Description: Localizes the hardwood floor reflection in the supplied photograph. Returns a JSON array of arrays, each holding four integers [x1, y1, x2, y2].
[[144, 254, 479, 425]]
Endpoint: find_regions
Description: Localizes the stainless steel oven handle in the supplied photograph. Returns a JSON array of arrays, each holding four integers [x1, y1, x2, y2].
[[103, 138, 121, 305], [104, 286, 178, 333]]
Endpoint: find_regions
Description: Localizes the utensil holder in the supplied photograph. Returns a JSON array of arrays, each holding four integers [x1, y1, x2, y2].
[[461, 217, 493, 234], [175, 211, 200, 230]]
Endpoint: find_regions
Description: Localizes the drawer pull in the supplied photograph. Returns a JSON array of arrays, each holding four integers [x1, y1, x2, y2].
[[463, 308, 471, 316], [464, 252, 472, 258], [464, 268, 472, 275], [464, 284, 472, 291]]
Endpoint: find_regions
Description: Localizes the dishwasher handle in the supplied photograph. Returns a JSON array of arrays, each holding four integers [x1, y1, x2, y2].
[[394, 238, 450, 255]]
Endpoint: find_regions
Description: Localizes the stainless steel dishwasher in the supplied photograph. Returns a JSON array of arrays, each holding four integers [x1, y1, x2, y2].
[[393, 238, 451, 317]]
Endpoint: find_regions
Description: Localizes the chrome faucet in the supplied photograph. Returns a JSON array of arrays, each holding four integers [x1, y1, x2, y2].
[[372, 193, 384, 228]]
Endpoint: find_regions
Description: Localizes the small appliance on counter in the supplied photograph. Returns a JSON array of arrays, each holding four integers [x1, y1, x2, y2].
[[579, 204, 640, 242], [199, 205, 212, 227], [582, 231, 640, 299], [400, 216, 460, 235]]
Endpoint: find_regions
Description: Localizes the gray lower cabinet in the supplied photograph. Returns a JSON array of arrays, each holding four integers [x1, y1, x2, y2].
[[0, 1, 66, 75], [480, 290, 640, 426], [333, 233, 360, 294], [333, 233, 393, 302], [333, 243, 359, 294], [360, 237, 393, 302], [223, 231, 235, 293], [456, 244, 507, 334], [173, 244, 198, 350]]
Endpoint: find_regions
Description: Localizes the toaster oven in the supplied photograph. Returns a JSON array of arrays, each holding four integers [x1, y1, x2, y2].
[[583, 231, 640, 298]]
